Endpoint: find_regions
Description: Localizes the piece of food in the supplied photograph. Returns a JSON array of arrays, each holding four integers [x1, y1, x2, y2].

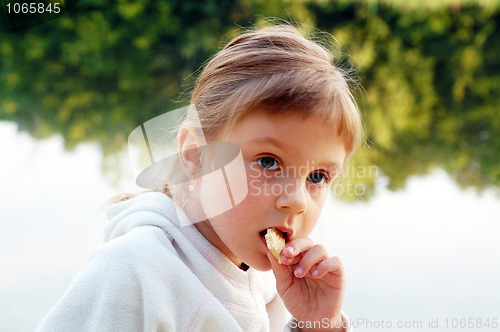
[[265, 227, 285, 264]]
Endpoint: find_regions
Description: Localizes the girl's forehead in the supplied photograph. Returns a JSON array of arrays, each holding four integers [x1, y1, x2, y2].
[[218, 110, 346, 161], [232, 110, 341, 136]]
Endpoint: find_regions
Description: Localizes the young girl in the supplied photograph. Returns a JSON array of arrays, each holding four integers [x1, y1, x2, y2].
[[37, 25, 362, 332]]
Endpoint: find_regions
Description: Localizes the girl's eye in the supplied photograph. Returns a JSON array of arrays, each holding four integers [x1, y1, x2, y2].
[[307, 172, 329, 185], [257, 157, 279, 171]]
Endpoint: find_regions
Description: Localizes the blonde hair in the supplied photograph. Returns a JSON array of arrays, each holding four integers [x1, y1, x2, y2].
[[108, 24, 363, 204], [191, 24, 362, 154]]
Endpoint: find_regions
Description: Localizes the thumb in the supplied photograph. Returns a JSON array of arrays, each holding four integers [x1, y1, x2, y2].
[[267, 251, 292, 294]]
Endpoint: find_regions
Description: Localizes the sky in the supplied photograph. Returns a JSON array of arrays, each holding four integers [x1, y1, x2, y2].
[[1, 121, 499, 331]]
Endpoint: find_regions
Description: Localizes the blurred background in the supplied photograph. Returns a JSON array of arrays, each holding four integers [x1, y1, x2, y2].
[[1, 0, 499, 331]]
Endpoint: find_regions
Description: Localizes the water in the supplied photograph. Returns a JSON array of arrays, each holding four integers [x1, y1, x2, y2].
[[1, 121, 499, 331]]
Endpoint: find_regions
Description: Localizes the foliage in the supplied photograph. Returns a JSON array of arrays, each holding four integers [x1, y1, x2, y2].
[[1, 0, 499, 199], [310, 1, 500, 198]]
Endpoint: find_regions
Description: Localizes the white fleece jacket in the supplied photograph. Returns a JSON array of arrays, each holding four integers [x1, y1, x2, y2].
[[36, 192, 351, 332]]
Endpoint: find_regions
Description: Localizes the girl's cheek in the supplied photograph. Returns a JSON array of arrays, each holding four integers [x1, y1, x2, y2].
[[246, 175, 284, 202], [307, 182, 331, 199], [246, 162, 273, 183]]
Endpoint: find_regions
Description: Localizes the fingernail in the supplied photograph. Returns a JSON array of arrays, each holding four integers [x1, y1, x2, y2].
[[312, 269, 319, 277], [285, 246, 294, 255], [294, 267, 303, 277]]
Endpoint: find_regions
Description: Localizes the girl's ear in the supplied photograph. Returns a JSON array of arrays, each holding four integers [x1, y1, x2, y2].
[[178, 125, 206, 178]]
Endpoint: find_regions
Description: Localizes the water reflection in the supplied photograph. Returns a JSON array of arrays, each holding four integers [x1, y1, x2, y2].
[[1, 122, 499, 331], [320, 170, 500, 330]]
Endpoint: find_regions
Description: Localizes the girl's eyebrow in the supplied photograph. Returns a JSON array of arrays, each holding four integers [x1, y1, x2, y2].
[[246, 137, 291, 153]]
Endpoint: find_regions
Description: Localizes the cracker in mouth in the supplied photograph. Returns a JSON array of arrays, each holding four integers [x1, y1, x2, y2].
[[265, 227, 286, 264]]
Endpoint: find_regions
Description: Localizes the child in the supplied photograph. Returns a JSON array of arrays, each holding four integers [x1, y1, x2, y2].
[[37, 24, 362, 332]]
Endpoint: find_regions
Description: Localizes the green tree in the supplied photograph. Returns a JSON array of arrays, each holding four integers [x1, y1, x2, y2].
[[1, 0, 499, 199], [310, 1, 500, 198]]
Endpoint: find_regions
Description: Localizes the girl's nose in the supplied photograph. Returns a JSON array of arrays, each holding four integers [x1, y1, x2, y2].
[[275, 180, 307, 215]]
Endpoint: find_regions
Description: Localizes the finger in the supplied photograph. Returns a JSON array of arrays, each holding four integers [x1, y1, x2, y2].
[[312, 256, 344, 280], [267, 251, 293, 291], [279, 254, 301, 266], [292, 244, 329, 278], [281, 237, 315, 261]]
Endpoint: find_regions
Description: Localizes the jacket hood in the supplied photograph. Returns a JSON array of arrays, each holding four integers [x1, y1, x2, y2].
[[103, 192, 184, 242]]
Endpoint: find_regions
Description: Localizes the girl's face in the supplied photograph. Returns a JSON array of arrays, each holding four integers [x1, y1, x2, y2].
[[195, 111, 346, 271]]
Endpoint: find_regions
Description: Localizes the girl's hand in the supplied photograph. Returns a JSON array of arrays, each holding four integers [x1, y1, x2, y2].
[[267, 238, 346, 332]]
